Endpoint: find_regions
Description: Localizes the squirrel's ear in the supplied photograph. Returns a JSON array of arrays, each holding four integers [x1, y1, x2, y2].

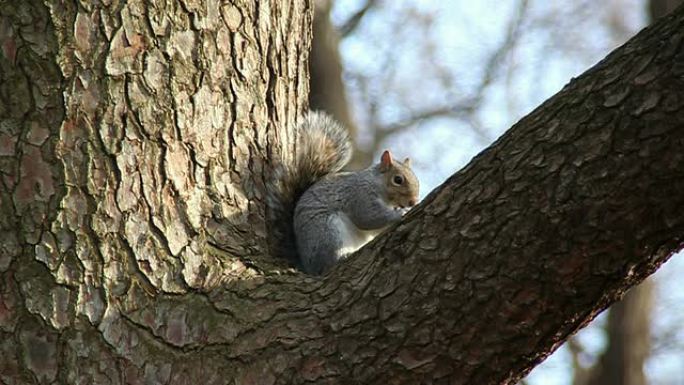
[[403, 157, 411, 167], [380, 150, 393, 171]]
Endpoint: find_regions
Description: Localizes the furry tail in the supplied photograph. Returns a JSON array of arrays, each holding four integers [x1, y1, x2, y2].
[[267, 111, 352, 264]]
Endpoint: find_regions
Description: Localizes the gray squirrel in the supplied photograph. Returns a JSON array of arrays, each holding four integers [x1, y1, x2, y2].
[[268, 111, 419, 275]]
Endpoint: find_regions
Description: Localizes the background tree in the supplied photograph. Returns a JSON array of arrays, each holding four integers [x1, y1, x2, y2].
[[309, 0, 357, 155], [1, 1, 683, 384]]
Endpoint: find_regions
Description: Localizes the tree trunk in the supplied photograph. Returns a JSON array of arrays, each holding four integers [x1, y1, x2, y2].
[[584, 282, 652, 385], [309, 0, 354, 134], [309, 0, 367, 167], [1, 0, 312, 382], [1, 2, 683, 385]]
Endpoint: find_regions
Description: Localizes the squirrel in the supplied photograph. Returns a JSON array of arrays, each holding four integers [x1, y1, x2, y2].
[[267, 111, 419, 275]]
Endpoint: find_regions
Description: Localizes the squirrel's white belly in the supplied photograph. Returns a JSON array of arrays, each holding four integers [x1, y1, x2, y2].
[[332, 212, 379, 256]]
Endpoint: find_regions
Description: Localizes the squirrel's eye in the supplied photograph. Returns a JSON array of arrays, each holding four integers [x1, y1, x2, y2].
[[393, 175, 404, 185]]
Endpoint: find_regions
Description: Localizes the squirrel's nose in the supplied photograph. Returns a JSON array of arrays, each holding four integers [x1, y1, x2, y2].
[[409, 198, 417, 206]]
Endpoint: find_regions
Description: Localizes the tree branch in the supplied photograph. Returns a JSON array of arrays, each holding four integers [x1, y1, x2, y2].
[[339, 0, 379, 37], [367, 0, 530, 154], [114, 6, 684, 384]]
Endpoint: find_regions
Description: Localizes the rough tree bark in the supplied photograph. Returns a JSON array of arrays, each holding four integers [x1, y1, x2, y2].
[[0, 2, 683, 385], [575, 3, 683, 384]]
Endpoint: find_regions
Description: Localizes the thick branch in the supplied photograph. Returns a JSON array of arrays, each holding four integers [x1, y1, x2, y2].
[[119, 5, 684, 385], [203, 6, 684, 384]]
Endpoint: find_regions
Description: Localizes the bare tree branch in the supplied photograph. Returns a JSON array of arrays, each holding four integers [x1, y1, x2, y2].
[[339, 0, 380, 37], [364, 0, 530, 156]]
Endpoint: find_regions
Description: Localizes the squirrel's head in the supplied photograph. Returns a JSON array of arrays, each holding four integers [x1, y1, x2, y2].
[[378, 150, 420, 209]]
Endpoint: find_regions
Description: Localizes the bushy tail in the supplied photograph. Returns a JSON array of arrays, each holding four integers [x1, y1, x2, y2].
[[267, 111, 352, 264]]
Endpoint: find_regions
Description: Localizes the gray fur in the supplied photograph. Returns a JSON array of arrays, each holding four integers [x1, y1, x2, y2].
[[294, 166, 402, 275], [267, 111, 416, 275], [266, 111, 352, 265]]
